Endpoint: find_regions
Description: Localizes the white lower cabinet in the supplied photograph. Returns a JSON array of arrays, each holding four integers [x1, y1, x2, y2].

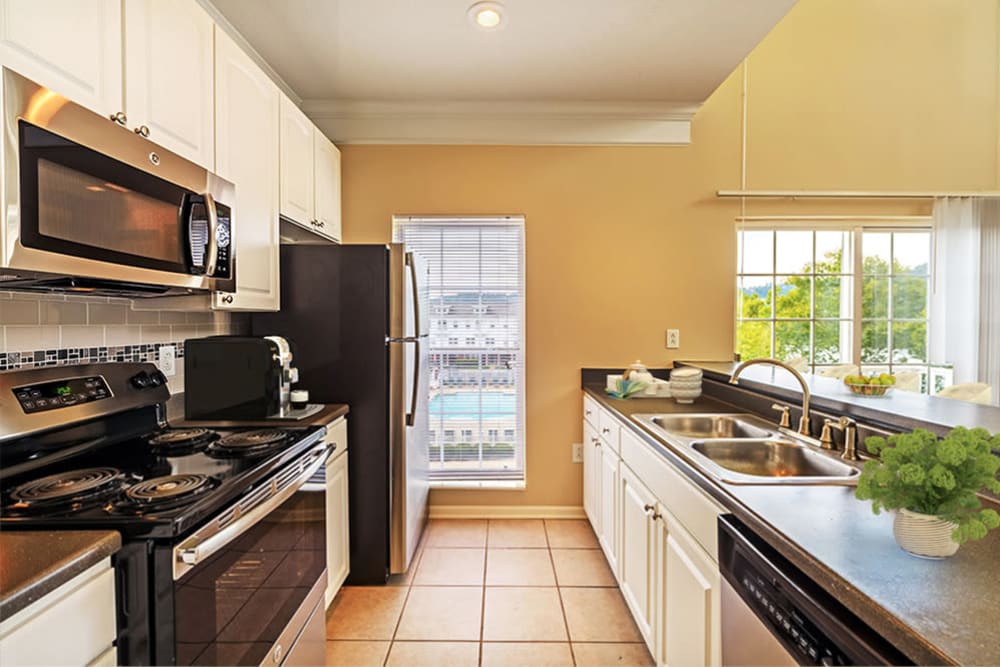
[[619, 463, 658, 648], [583, 395, 723, 666], [0, 561, 116, 666], [324, 418, 350, 608], [657, 510, 722, 667], [598, 441, 620, 576]]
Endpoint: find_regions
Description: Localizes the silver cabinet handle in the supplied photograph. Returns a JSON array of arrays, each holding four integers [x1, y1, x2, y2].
[[585, 409, 592, 416], [109, 111, 127, 125], [134, 124, 150, 137]]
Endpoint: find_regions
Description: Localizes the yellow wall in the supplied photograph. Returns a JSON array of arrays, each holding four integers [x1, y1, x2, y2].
[[340, 0, 1000, 509]]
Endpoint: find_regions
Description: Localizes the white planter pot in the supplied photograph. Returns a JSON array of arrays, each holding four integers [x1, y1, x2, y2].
[[893, 508, 960, 559]]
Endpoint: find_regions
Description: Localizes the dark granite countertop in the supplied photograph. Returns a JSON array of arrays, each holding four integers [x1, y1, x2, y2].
[[0, 530, 120, 619], [170, 401, 349, 429], [583, 385, 1000, 666]]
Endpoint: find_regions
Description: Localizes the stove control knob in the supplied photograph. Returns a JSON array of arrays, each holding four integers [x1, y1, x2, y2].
[[148, 370, 167, 387], [272, 644, 283, 664], [130, 371, 151, 389]]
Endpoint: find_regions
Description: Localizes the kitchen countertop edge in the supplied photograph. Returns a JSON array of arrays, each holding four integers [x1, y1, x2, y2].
[[583, 385, 955, 666], [0, 530, 121, 619]]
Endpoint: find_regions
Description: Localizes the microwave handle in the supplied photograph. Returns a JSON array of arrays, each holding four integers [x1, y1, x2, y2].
[[203, 192, 219, 277]]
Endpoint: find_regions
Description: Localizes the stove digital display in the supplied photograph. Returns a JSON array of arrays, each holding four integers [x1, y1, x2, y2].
[[13, 376, 111, 413]]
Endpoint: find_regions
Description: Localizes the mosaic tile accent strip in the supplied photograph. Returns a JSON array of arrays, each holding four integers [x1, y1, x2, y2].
[[0, 341, 186, 372]]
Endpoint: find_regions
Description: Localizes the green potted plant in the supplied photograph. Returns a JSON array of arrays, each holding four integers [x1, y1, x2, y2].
[[855, 427, 1000, 558]]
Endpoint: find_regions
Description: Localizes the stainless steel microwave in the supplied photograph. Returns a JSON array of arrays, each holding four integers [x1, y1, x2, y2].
[[1, 68, 235, 297]]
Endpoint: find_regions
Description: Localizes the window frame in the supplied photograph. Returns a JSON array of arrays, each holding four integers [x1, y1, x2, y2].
[[393, 215, 527, 484], [735, 219, 944, 392]]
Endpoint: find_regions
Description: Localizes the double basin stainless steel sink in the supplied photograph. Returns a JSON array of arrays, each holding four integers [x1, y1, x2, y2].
[[631, 413, 860, 486]]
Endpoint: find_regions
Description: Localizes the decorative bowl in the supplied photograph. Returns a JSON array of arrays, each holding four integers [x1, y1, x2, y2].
[[844, 382, 894, 397]]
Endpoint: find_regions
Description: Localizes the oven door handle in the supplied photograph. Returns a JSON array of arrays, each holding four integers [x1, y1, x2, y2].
[[172, 443, 327, 581]]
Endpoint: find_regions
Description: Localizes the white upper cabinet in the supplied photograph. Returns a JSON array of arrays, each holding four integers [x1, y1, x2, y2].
[[279, 93, 341, 243], [0, 0, 123, 118], [279, 94, 315, 225], [212, 27, 279, 311], [313, 130, 342, 242], [123, 0, 215, 169]]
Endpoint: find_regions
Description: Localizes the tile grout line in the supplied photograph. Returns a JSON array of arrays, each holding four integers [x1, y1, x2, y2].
[[479, 520, 491, 666], [383, 532, 425, 667], [545, 520, 579, 667]]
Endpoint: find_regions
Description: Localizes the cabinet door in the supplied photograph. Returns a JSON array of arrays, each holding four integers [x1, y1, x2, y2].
[[279, 94, 315, 225], [0, 0, 122, 117], [212, 28, 280, 311], [325, 447, 350, 607], [583, 421, 600, 528], [312, 129, 342, 242], [619, 463, 657, 650], [123, 0, 214, 168], [598, 443, 620, 576], [661, 516, 721, 667]]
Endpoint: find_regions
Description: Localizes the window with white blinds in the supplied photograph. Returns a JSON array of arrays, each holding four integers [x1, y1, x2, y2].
[[393, 216, 525, 481]]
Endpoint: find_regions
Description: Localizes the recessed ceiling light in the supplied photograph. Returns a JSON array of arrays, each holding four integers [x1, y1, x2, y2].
[[468, 2, 505, 30]]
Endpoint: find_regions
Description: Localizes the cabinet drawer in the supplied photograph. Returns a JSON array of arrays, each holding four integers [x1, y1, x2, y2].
[[598, 407, 621, 454], [324, 417, 348, 453], [620, 427, 724, 559], [0, 562, 115, 666], [583, 395, 600, 427]]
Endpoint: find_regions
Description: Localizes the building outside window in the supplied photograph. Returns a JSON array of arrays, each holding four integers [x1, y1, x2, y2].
[[394, 216, 526, 481], [736, 224, 947, 394]]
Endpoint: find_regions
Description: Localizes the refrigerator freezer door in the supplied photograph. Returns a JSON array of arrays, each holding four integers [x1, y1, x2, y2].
[[389, 244, 430, 340], [389, 336, 430, 573]]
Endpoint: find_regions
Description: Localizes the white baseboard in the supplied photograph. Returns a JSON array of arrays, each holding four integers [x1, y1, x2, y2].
[[428, 505, 586, 520]]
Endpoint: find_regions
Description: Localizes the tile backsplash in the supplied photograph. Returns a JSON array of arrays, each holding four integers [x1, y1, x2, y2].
[[0, 291, 246, 392]]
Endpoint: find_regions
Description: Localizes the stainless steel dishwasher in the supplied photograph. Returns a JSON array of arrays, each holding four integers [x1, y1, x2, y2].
[[718, 515, 912, 666]]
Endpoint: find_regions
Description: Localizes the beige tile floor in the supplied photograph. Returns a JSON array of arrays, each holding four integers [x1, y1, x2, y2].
[[326, 519, 653, 667]]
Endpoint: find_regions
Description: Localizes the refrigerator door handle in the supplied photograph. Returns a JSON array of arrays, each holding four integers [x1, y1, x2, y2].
[[405, 252, 422, 338], [406, 338, 420, 427]]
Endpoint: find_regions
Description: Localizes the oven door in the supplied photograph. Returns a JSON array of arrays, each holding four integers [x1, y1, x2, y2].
[[170, 445, 328, 667], [2, 67, 235, 294]]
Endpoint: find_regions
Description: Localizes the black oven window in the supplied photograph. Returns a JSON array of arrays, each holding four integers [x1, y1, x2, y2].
[[173, 488, 325, 666]]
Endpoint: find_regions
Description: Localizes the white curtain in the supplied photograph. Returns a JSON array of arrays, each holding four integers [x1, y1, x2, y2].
[[931, 197, 1000, 403], [977, 198, 1000, 402]]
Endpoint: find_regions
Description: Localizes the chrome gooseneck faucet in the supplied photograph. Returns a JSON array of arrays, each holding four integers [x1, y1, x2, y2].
[[729, 358, 813, 438]]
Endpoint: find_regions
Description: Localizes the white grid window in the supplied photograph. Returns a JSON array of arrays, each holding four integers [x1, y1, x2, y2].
[[394, 216, 525, 481], [736, 224, 950, 393]]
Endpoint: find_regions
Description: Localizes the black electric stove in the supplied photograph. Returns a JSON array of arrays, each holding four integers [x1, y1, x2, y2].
[[0, 362, 330, 666]]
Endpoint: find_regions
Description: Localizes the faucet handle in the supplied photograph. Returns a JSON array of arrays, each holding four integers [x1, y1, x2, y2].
[[770, 403, 791, 429], [819, 418, 837, 449]]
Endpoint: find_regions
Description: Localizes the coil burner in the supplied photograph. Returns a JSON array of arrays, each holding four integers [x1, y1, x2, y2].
[[147, 428, 219, 455], [6, 467, 127, 514], [117, 474, 217, 514], [207, 429, 292, 459]]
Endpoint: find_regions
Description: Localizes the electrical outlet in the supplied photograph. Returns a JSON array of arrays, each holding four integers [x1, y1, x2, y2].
[[572, 443, 583, 463], [157, 345, 176, 376], [666, 329, 680, 349]]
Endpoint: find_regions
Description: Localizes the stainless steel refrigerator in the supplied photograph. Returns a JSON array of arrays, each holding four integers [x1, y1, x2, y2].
[[250, 243, 429, 584]]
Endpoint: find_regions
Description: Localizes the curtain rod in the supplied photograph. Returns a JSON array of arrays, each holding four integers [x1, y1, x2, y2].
[[717, 190, 1000, 199]]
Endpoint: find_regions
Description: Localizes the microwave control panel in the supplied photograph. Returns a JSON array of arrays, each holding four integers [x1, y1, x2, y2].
[[13, 376, 111, 413]]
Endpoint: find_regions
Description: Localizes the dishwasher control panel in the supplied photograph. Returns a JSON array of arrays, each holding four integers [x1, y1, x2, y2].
[[736, 564, 847, 665]]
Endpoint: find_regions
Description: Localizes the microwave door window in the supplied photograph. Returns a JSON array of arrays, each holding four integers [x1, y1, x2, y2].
[[37, 160, 186, 266], [18, 120, 194, 276]]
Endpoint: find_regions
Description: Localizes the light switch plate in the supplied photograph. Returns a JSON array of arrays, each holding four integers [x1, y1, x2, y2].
[[157, 345, 176, 376], [572, 443, 583, 463], [666, 329, 680, 349]]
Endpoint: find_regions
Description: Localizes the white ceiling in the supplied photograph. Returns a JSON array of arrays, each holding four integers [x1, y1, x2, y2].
[[208, 0, 797, 144]]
